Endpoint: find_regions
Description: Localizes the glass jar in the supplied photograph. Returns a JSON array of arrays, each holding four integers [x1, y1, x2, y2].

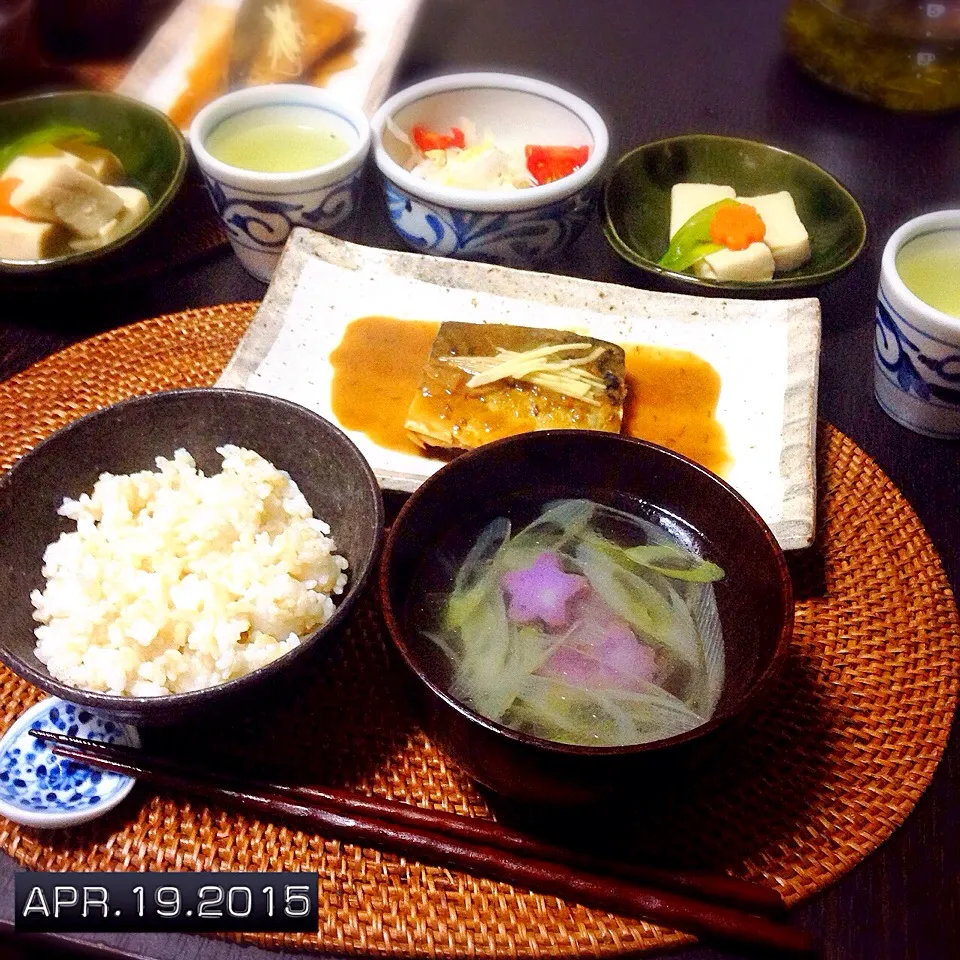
[[784, 0, 960, 111]]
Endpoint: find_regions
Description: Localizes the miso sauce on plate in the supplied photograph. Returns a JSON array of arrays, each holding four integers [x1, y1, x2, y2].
[[895, 230, 960, 319], [330, 316, 440, 456], [205, 105, 352, 173], [622, 344, 731, 477], [329, 316, 731, 475]]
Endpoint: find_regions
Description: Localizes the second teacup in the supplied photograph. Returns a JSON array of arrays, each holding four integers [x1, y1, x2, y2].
[[190, 84, 371, 282], [875, 209, 960, 439]]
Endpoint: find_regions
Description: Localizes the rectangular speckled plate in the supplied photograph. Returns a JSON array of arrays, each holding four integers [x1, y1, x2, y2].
[[218, 230, 821, 549]]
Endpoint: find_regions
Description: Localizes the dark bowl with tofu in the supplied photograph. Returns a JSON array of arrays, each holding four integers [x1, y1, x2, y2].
[[0, 90, 186, 273], [602, 134, 866, 296]]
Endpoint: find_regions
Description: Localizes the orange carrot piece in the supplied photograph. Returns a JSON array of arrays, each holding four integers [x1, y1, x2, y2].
[[709, 202, 766, 251], [0, 178, 23, 218]]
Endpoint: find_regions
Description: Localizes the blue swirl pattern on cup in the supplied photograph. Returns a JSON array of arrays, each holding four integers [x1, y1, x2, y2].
[[0, 699, 137, 815], [874, 290, 960, 436], [202, 172, 362, 252], [383, 179, 596, 266]]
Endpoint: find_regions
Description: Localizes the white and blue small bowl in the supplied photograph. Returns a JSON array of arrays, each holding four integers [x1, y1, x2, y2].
[[875, 209, 960, 439], [0, 698, 139, 829], [190, 84, 371, 282], [371, 72, 609, 267]]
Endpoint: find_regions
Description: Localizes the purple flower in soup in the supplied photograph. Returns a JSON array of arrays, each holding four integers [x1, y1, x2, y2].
[[500, 552, 588, 630], [538, 593, 658, 690]]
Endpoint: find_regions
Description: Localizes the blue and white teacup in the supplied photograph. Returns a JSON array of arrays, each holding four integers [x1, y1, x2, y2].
[[371, 73, 609, 267], [190, 85, 371, 282], [875, 210, 960, 438]]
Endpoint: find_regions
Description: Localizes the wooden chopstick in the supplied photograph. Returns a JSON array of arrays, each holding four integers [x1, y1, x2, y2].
[[32, 729, 811, 954], [31, 730, 781, 913]]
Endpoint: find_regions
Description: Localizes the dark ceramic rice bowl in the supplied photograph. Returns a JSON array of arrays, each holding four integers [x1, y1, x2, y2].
[[0, 388, 383, 724]]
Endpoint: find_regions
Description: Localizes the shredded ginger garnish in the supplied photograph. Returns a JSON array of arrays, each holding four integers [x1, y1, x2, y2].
[[440, 343, 610, 405], [265, 2, 304, 76]]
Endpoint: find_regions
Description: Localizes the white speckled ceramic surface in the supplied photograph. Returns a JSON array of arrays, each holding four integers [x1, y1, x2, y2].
[[218, 230, 821, 549]]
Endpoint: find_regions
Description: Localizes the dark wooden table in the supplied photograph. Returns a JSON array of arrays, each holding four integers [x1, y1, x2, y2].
[[1, 1, 959, 958]]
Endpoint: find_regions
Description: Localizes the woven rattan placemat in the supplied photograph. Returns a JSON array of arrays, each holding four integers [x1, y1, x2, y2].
[[0, 302, 957, 957]]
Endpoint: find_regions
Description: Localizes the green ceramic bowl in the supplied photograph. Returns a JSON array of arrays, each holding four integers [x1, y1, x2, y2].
[[602, 134, 866, 295], [0, 90, 187, 274]]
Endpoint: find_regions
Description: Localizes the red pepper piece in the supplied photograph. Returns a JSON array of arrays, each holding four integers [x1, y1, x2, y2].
[[412, 125, 466, 152], [525, 144, 590, 184]]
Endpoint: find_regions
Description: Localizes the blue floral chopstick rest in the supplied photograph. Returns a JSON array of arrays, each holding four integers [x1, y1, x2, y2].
[[0, 698, 139, 829]]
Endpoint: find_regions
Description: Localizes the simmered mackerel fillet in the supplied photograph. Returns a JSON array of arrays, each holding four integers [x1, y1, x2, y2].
[[167, 0, 357, 128], [248, 0, 357, 85], [405, 322, 627, 451]]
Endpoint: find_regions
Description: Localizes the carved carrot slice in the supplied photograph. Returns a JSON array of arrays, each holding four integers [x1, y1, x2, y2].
[[708, 202, 766, 250]]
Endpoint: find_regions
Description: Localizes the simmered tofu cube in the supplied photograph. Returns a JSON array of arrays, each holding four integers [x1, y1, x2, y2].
[[110, 185, 150, 220], [9, 159, 123, 238], [0, 216, 65, 260], [740, 192, 811, 272], [60, 143, 125, 184], [693, 242, 775, 282], [3, 149, 99, 182], [68, 186, 151, 253], [669, 183, 737, 239]]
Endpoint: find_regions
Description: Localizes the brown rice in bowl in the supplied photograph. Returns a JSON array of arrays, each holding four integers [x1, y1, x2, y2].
[[31, 445, 348, 697]]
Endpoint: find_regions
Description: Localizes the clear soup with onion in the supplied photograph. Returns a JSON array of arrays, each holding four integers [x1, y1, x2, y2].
[[408, 497, 726, 748]]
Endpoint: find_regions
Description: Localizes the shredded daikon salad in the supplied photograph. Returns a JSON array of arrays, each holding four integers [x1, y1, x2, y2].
[[416, 500, 725, 747], [387, 116, 589, 191], [388, 116, 532, 189]]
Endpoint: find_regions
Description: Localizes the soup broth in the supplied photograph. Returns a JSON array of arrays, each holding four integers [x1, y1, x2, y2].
[[408, 495, 725, 748]]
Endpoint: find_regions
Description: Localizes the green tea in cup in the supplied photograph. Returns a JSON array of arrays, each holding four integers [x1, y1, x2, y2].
[[895, 229, 960, 319], [876, 210, 960, 438], [205, 104, 352, 173]]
